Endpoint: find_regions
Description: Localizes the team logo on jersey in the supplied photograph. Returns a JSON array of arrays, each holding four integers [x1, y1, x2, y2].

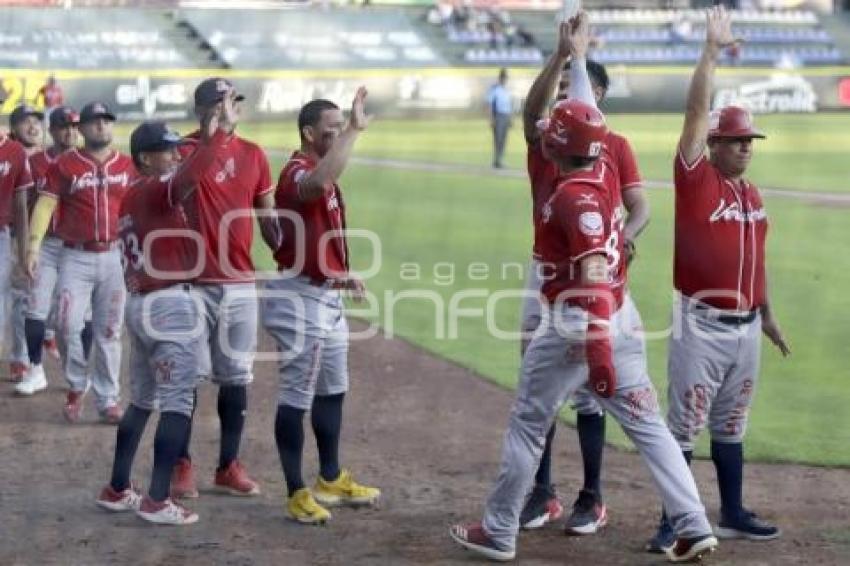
[[69, 171, 130, 194], [0, 161, 10, 177], [709, 199, 767, 223], [215, 157, 236, 183], [579, 211, 604, 236], [576, 193, 599, 207]]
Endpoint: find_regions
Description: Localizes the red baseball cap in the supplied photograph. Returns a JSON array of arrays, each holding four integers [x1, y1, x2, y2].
[[708, 106, 765, 140]]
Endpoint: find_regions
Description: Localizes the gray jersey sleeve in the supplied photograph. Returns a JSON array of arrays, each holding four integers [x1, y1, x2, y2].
[[568, 56, 598, 110]]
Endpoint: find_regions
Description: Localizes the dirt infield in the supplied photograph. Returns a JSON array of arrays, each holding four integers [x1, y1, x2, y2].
[[2, 322, 848, 565]]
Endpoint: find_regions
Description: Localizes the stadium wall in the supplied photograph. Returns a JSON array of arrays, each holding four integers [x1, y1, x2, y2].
[[2, 66, 849, 121]]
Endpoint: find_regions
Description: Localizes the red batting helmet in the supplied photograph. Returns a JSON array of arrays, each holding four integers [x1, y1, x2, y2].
[[708, 105, 765, 140], [538, 99, 608, 159]]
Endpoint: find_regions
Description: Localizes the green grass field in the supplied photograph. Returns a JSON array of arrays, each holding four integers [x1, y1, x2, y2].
[[123, 113, 850, 466]]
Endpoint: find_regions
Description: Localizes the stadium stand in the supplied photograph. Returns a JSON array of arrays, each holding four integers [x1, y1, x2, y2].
[[420, 5, 844, 67], [176, 6, 444, 69], [0, 7, 209, 68]]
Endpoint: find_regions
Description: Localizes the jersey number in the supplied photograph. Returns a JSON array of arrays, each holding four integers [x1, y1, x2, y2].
[[119, 233, 144, 272]]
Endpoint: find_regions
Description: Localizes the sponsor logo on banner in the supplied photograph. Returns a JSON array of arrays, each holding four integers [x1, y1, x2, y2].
[[115, 76, 189, 120], [257, 80, 357, 113], [714, 73, 817, 114]]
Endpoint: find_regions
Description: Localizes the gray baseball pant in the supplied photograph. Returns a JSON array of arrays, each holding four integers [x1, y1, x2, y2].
[[56, 246, 125, 410], [482, 298, 711, 552], [667, 294, 763, 451]]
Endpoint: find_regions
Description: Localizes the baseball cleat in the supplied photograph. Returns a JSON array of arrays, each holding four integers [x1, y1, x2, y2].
[[99, 404, 123, 425], [313, 469, 380, 507], [665, 534, 718, 563], [8, 361, 27, 383], [136, 495, 198, 526], [715, 509, 780, 541], [43, 337, 61, 360], [519, 484, 564, 530], [287, 488, 331, 525], [63, 390, 85, 423], [449, 521, 515, 562], [170, 457, 199, 499], [564, 489, 608, 536], [214, 460, 261, 496], [96, 485, 143, 512], [646, 515, 677, 553], [14, 365, 47, 396]]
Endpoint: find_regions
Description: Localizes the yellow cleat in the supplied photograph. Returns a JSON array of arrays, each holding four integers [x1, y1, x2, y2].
[[313, 469, 380, 507], [287, 488, 331, 525]]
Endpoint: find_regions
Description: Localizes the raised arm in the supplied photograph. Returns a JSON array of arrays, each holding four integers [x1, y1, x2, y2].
[[171, 90, 233, 202], [523, 20, 571, 144], [298, 87, 370, 202], [566, 11, 597, 109], [680, 6, 738, 165]]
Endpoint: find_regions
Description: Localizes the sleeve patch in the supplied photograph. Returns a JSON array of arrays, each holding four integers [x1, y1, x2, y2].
[[579, 211, 604, 236]]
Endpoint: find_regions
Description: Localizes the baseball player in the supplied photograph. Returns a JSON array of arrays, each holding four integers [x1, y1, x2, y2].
[[0, 106, 34, 373], [14, 107, 91, 396], [7, 104, 44, 383], [169, 77, 278, 499], [647, 6, 790, 551], [26, 101, 133, 424], [450, 15, 717, 563], [96, 102, 233, 526], [262, 87, 379, 524], [518, 21, 650, 533]]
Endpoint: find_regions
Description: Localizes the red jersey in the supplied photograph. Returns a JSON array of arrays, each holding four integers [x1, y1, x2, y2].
[[179, 131, 272, 283], [673, 150, 768, 311], [118, 132, 228, 293], [39, 84, 64, 108], [273, 151, 348, 281], [118, 176, 197, 294], [537, 157, 625, 307], [29, 147, 62, 235], [0, 136, 34, 227], [528, 130, 640, 258], [42, 149, 135, 245]]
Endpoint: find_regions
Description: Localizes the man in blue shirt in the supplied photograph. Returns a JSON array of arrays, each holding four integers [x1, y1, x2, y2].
[[486, 68, 512, 168]]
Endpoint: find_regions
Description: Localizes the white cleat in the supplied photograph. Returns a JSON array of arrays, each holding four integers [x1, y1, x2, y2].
[[14, 365, 47, 396], [136, 496, 199, 526]]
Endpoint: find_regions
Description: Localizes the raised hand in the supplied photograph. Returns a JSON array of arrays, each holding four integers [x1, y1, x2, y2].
[[567, 10, 591, 60], [557, 19, 571, 59], [706, 5, 739, 49], [349, 86, 371, 132], [201, 99, 223, 141]]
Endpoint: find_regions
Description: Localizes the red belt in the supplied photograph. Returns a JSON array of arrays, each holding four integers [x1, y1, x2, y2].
[[64, 241, 118, 253]]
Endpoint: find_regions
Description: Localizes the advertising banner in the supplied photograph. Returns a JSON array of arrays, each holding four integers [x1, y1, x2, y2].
[[2, 67, 848, 123]]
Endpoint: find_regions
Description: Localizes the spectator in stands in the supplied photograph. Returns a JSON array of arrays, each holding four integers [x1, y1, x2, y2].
[[486, 67, 512, 169], [35, 74, 64, 132]]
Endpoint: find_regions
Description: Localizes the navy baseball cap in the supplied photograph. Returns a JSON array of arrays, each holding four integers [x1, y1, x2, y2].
[[194, 77, 245, 107], [49, 106, 80, 129], [79, 101, 116, 124], [9, 104, 45, 127], [130, 121, 184, 157]]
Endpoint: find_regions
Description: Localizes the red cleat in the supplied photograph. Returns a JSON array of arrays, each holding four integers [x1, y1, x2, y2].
[[171, 457, 199, 499], [63, 391, 85, 423], [43, 338, 61, 360], [100, 404, 123, 425], [214, 460, 260, 496], [9, 361, 28, 383]]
